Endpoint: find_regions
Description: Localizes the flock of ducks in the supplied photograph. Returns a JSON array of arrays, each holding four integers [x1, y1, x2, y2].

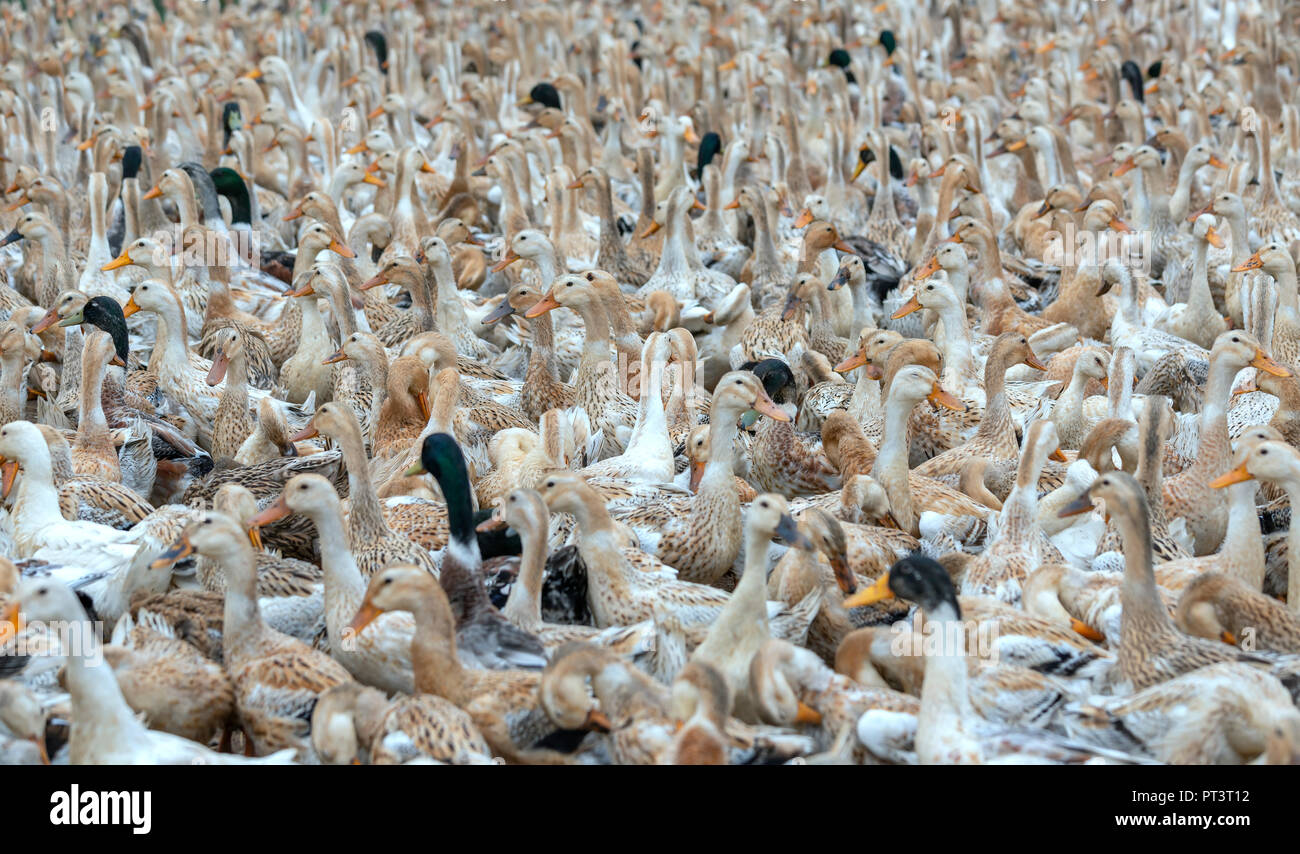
[[3, 0, 1300, 765]]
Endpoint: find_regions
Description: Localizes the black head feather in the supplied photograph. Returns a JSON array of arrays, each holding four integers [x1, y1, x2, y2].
[[221, 102, 243, 146], [879, 30, 896, 56], [81, 296, 131, 366], [1146, 60, 1163, 81], [695, 132, 723, 179], [419, 434, 476, 545], [828, 48, 852, 69], [747, 358, 795, 403], [209, 167, 252, 226], [887, 554, 962, 617], [1120, 60, 1144, 102], [528, 83, 562, 110], [121, 145, 143, 180], [364, 31, 388, 73]]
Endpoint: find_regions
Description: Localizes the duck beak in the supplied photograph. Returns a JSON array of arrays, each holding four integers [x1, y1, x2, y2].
[[523, 291, 562, 318], [1109, 217, 1134, 233], [584, 709, 613, 733], [0, 457, 18, 499], [0, 229, 21, 248], [327, 239, 355, 258], [347, 599, 385, 636], [638, 220, 662, 239], [76, 136, 97, 151], [1208, 154, 1227, 169], [490, 248, 521, 272], [345, 141, 368, 155], [878, 512, 900, 530], [1057, 492, 1096, 518], [31, 308, 61, 334], [206, 350, 230, 386], [1, 598, 21, 641], [928, 384, 965, 411], [1232, 251, 1263, 272], [774, 513, 812, 550], [828, 269, 850, 290], [151, 532, 194, 569], [102, 252, 133, 271], [417, 390, 431, 421], [1186, 203, 1214, 223], [482, 300, 516, 326], [793, 208, 814, 228], [850, 159, 867, 182], [891, 292, 923, 318], [121, 293, 141, 317], [841, 572, 893, 608], [1205, 226, 1225, 249], [244, 68, 263, 80], [1049, 448, 1069, 463], [289, 421, 319, 442], [688, 459, 706, 492], [722, 199, 741, 210], [247, 494, 293, 530], [1023, 351, 1048, 371], [282, 206, 303, 221], [834, 348, 867, 373], [322, 348, 349, 365], [247, 525, 263, 550], [752, 388, 790, 422], [1209, 463, 1255, 488], [833, 239, 855, 253], [781, 293, 802, 321], [4, 195, 29, 212], [1070, 618, 1106, 642], [794, 702, 822, 725], [1112, 156, 1137, 177], [142, 184, 163, 200], [914, 254, 942, 280], [1251, 349, 1291, 377]]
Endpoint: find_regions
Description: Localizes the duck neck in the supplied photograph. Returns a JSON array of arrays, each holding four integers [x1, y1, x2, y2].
[[1188, 236, 1214, 315], [1191, 351, 1236, 476], [407, 591, 470, 701], [873, 389, 918, 534], [1221, 480, 1264, 590], [306, 498, 367, 630], [699, 403, 742, 495], [221, 545, 269, 657], [502, 517, 546, 630], [595, 176, 632, 269], [1112, 495, 1173, 632], [918, 601, 974, 726], [64, 616, 147, 747], [936, 302, 973, 388], [337, 426, 388, 542]]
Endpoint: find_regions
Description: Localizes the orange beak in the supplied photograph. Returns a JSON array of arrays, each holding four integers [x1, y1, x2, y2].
[[638, 220, 662, 239], [1070, 618, 1105, 642], [490, 249, 521, 273], [121, 294, 141, 317], [102, 252, 134, 271], [913, 256, 941, 280], [722, 199, 741, 210], [0, 457, 18, 499], [1023, 351, 1048, 371], [289, 423, 320, 442], [30, 308, 60, 334], [751, 387, 789, 422], [1209, 463, 1254, 488], [322, 349, 349, 365], [1232, 251, 1263, 272], [417, 390, 431, 421], [1251, 349, 1291, 377], [1049, 448, 1068, 463], [834, 348, 867, 373], [247, 493, 293, 529], [142, 184, 163, 200], [1205, 227, 1225, 249], [282, 206, 304, 221], [1207, 154, 1227, 169], [793, 209, 814, 228], [347, 599, 384, 636], [327, 239, 356, 258], [688, 459, 706, 492], [891, 293, 923, 318], [927, 384, 966, 411], [523, 291, 562, 318], [1109, 217, 1134, 233]]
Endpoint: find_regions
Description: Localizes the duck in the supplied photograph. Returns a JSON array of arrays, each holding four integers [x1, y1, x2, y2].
[[151, 513, 353, 759], [310, 681, 494, 765], [348, 565, 583, 764], [1, 578, 295, 764]]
